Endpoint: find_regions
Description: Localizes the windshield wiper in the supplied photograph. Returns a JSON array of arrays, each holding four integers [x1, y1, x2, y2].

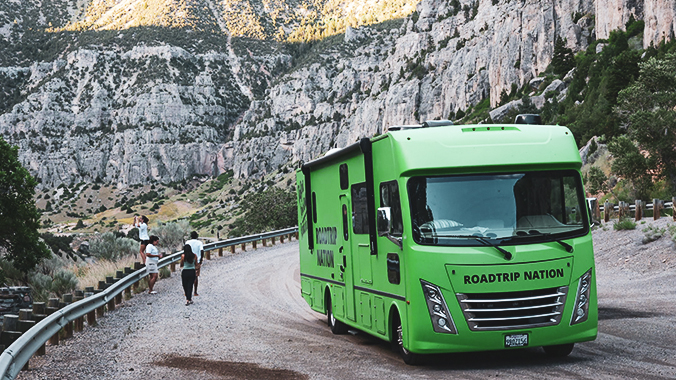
[[512, 230, 574, 253], [555, 240, 574, 253], [436, 234, 512, 261]]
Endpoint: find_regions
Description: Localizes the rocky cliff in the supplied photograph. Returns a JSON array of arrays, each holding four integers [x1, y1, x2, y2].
[[0, 0, 674, 188]]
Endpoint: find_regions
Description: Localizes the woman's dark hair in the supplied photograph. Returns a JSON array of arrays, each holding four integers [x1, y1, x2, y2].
[[149, 235, 159, 244], [183, 244, 195, 264], [142, 216, 149, 223]]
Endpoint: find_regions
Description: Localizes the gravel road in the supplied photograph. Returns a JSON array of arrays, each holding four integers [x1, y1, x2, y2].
[[16, 219, 676, 379]]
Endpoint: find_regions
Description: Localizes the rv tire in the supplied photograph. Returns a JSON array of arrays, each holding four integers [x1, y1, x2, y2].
[[327, 296, 348, 334], [543, 343, 575, 357], [393, 315, 421, 365]]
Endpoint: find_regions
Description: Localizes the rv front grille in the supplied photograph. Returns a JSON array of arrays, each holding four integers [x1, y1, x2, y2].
[[456, 286, 568, 331]]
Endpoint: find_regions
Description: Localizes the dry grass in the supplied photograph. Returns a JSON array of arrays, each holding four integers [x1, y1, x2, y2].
[[68, 255, 143, 290]]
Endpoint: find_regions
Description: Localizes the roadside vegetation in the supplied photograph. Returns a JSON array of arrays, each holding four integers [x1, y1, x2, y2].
[[457, 18, 676, 206]]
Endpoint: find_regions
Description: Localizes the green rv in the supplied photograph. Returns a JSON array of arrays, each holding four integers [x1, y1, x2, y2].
[[296, 121, 597, 364]]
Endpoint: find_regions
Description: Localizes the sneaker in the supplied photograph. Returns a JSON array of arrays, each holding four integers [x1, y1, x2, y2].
[[150, 291, 157, 294], [194, 293, 199, 296]]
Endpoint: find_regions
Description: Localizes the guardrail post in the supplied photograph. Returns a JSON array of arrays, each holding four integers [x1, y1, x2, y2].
[[653, 199, 661, 220], [635, 200, 643, 221], [219, 247, 223, 257], [618, 201, 625, 219], [1, 315, 22, 354], [84, 287, 97, 327], [31, 302, 47, 355], [230, 245, 235, 254], [124, 268, 133, 299], [261, 238, 266, 247], [295, 232, 299, 240], [241, 242, 246, 251], [94, 289, 105, 318], [73, 291, 84, 332], [272, 236, 276, 245], [170, 261, 176, 272], [603, 201, 610, 222], [107, 296, 116, 312], [115, 272, 124, 305], [280, 234, 285, 243], [46, 298, 60, 345], [206, 249, 211, 260], [18, 309, 36, 362], [133, 262, 144, 292], [62, 294, 74, 338], [253, 240, 258, 249]]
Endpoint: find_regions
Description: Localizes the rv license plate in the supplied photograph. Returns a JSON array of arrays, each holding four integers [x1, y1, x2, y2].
[[505, 333, 529, 347]]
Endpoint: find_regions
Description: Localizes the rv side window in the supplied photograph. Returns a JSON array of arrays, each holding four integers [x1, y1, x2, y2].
[[339, 164, 349, 190], [312, 192, 318, 223], [380, 181, 403, 236], [351, 183, 369, 234]]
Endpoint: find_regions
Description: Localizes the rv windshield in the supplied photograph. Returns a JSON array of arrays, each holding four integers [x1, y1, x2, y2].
[[407, 170, 588, 246]]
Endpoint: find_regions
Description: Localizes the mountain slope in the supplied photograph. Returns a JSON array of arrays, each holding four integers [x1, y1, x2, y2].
[[1, 0, 675, 191]]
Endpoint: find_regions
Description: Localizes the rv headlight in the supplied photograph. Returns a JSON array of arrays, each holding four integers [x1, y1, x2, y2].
[[571, 269, 592, 325], [421, 280, 457, 334]]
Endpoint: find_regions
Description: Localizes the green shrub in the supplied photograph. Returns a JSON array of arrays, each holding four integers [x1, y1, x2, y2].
[[642, 225, 665, 243], [51, 270, 79, 297], [152, 220, 191, 252], [159, 266, 171, 279], [89, 232, 138, 261], [613, 218, 636, 230]]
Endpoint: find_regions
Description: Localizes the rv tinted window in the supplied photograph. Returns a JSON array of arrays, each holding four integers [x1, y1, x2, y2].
[[339, 164, 349, 190], [380, 181, 403, 236], [351, 183, 369, 235]]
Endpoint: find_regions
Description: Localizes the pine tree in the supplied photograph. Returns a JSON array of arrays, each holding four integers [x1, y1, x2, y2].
[[0, 137, 51, 279], [552, 37, 575, 76]]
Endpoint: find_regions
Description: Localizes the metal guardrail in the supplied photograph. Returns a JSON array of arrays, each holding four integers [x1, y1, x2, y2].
[[598, 201, 674, 213], [0, 227, 298, 380]]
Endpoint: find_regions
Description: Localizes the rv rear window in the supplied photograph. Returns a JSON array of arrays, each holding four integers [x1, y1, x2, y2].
[[351, 183, 369, 234]]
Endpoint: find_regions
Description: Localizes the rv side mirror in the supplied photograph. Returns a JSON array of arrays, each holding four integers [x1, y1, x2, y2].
[[377, 207, 392, 237]]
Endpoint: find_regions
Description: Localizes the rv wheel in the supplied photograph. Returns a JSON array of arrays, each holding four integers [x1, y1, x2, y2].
[[327, 297, 348, 334], [394, 316, 421, 365], [543, 343, 575, 357]]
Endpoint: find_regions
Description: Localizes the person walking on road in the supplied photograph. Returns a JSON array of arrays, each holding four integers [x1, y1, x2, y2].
[[180, 244, 196, 306], [185, 231, 204, 296], [145, 235, 162, 294], [134, 215, 150, 263]]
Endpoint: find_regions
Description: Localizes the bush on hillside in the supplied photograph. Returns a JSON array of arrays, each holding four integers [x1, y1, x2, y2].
[[152, 220, 191, 252], [89, 232, 138, 261], [228, 187, 297, 237]]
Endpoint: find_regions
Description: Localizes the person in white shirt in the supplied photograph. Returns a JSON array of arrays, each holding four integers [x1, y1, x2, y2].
[[145, 235, 162, 294], [134, 215, 150, 262], [185, 231, 204, 296]]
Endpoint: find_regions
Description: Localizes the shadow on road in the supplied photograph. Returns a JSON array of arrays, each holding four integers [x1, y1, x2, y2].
[[598, 306, 660, 320]]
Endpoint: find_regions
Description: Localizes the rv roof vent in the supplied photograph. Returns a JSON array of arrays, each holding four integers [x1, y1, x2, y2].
[[388, 125, 422, 131], [421, 120, 454, 128], [514, 114, 542, 125], [324, 148, 342, 156]]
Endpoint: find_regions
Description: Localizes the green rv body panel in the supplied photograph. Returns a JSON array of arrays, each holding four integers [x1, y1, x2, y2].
[[296, 124, 597, 359]]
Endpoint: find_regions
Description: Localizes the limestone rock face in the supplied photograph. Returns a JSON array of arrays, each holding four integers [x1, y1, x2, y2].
[[1, 0, 676, 186], [0, 45, 249, 188], [595, 0, 676, 48]]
